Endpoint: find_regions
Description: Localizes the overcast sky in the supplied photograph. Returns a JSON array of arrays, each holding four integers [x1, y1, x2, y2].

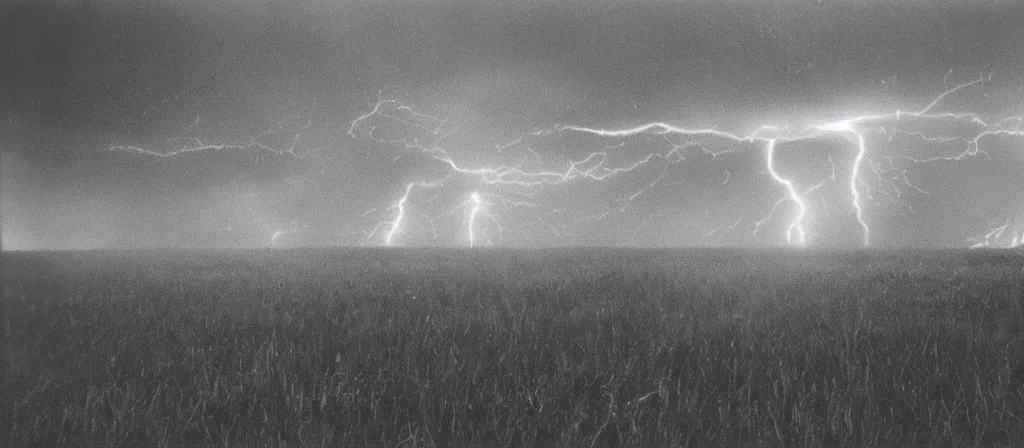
[[3, 0, 1024, 250]]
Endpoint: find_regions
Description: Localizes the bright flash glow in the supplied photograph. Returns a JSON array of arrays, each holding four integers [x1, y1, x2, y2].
[[814, 119, 856, 133]]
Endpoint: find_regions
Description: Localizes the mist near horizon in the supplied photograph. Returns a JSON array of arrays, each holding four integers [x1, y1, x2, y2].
[[4, 0, 1024, 251]]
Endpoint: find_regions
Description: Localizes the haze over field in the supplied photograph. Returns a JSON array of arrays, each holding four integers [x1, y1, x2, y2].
[[4, 0, 1024, 250]]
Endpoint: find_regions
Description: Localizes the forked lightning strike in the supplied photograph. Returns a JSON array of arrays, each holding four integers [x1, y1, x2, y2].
[[350, 73, 1023, 248], [764, 139, 807, 245], [969, 222, 1023, 249], [106, 72, 1024, 248], [373, 179, 449, 246]]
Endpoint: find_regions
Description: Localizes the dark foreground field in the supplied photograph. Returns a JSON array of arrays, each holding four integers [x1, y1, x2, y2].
[[3, 248, 1024, 447]]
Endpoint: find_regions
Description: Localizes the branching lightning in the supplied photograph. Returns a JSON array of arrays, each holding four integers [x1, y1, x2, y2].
[[103, 72, 1024, 248], [764, 139, 806, 245], [969, 221, 1023, 249], [107, 110, 323, 159], [348, 73, 1024, 248], [379, 180, 445, 246]]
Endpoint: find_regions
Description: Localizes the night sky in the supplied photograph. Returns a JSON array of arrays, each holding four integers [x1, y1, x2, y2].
[[3, 0, 1024, 250]]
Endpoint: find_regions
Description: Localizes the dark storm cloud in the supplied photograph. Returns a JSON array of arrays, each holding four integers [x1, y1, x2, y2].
[[3, 0, 1023, 249]]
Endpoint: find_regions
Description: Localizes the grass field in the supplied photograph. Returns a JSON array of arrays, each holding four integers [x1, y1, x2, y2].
[[3, 248, 1024, 447]]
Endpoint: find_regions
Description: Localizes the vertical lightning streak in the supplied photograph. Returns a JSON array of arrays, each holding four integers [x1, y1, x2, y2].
[[765, 139, 807, 245], [468, 192, 482, 248], [386, 183, 416, 246], [850, 133, 870, 246]]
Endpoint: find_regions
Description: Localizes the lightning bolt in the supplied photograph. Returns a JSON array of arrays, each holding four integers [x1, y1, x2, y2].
[[850, 133, 870, 246], [764, 139, 806, 245], [385, 184, 415, 246], [270, 223, 299, 246], [107, 109, 323, 159], [102, 73, 1024, 249], [970, 220, 1024, 249], [366, 178, 451, 247], [467, 192, 482, 248], [351, 73, 1024, 248]]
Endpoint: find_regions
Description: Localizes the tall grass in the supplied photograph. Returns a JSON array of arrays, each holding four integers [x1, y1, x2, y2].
[[3, 248, 1023, 447]]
